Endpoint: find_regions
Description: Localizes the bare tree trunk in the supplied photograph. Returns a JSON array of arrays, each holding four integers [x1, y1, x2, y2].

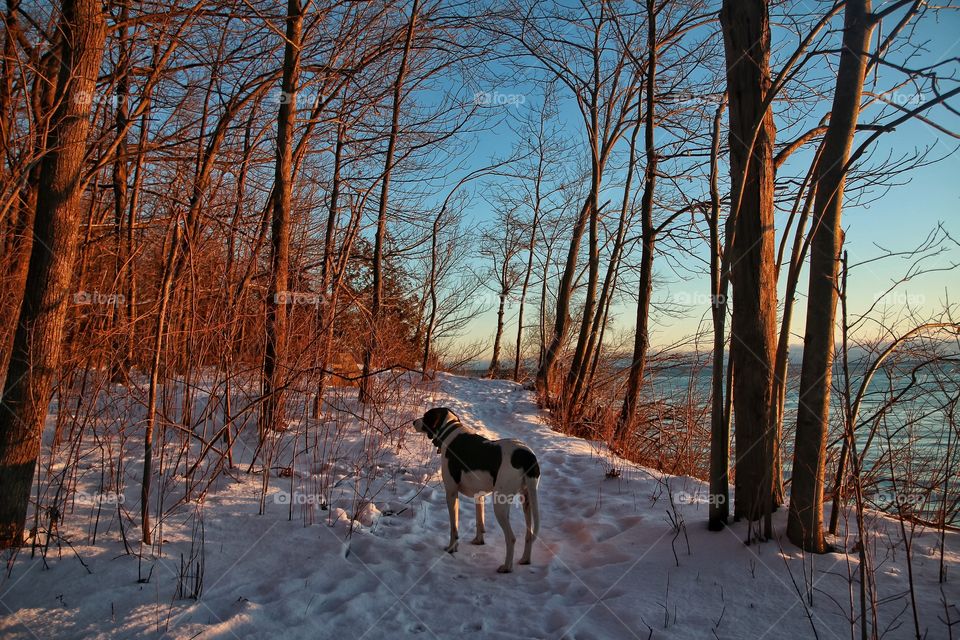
[[0, 0, 18, 159], [312, 117, 345, 415], [0, 0, 105, 549], [538, 243, 552, 369], [124, 85, 152, 372], [720, 0, 778, 535], [770, 143, 823, 508], [570, 98, 642, 411], [359, 0, 418, 403], [616, 0, 658, 442], [488, 287, 508, 377], [788, 0, 873, 553], [420, 206, 441, 378], [261, 0, 303, 435], [513, 161, 544, 382], [707, 97, 731, 531], [0, 46, 57, 384], [566, 174, 601, 400], [109, 0, 131, 381]]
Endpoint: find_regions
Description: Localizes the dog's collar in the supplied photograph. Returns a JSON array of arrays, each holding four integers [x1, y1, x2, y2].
[[430, 416, 461, 451]]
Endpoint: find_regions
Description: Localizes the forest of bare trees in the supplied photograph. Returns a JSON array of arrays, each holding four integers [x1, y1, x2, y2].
[[1, 3, 958, 624]]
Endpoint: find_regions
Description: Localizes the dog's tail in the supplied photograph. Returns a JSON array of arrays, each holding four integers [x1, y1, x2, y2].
[[524, 475, 540, 536]]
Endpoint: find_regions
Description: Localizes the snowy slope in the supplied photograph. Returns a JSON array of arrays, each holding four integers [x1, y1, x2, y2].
[[1, 373, 957, 639]]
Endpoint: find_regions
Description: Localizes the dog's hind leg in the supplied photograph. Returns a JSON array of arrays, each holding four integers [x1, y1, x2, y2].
[[471, 496, 485, 545], [444, 490, 459, 553], [519, 477, 539, 565], [493, 495, 515, 573]]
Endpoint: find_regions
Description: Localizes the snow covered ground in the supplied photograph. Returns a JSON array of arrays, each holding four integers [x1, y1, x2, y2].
[[1, 373, 957, 639]]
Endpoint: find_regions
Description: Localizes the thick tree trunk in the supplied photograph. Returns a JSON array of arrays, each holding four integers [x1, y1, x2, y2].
[[0, 0, 105, 549], [261, 0, 303, 434], [788, 0, 873, 553], [0, 47, 57, 384], [359, 0, 418, 403], [720, 0, 778, 533]]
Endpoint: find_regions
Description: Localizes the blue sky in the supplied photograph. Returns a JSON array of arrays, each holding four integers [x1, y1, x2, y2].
[[437, 2, 960, 355]]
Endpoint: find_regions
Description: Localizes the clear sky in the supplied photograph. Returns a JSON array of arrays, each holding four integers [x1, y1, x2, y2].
[[441, 2, 960, 357]]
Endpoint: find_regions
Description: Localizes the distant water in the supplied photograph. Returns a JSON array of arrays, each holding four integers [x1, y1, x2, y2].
[[649, 359, 958, 524], [471, 354, 959, 524]]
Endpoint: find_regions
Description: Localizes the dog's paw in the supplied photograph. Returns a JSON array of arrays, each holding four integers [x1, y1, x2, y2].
[[470, 537, 484, 545], [518, 558, 531, 565], [496, 564, 513, 573], [444, 542, 459, 553]]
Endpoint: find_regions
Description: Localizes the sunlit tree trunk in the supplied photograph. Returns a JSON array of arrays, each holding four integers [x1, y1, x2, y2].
[[262, 0, 303, 434], [0, 0, 105, 549], [720, 0, 778, 535], [788, 0, 873, 553], [0, 44, 56, 384]]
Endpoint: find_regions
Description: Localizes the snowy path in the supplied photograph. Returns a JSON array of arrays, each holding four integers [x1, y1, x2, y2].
[[2, 373, 957, 639]]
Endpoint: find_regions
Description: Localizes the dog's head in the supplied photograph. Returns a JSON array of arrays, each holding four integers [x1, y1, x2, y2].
[[413, 407, 458, 437]]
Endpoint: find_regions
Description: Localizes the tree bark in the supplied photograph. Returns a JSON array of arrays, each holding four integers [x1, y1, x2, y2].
[[0, 43, 57, 385], [109, 0, 131, 381], [0, 0, 105, 549], [488, 288, 507, 377], [707, 97, 731, 531], [616, 0, 658, 442], [720, 0, 778, 533], [788, 0, 873, 553], [261, 0, 303, 434], [536, 195, 591, 400]]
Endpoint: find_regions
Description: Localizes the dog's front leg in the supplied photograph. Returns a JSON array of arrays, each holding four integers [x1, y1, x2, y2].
[[444, 490, 459, 553], [471, 497, 485, 545]]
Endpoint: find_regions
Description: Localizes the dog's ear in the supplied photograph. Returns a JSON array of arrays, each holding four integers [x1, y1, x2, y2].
[[422, 407, 449, 432]]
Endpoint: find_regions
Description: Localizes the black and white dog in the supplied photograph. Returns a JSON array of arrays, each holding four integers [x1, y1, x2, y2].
[[413, 407, 541, 573]]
